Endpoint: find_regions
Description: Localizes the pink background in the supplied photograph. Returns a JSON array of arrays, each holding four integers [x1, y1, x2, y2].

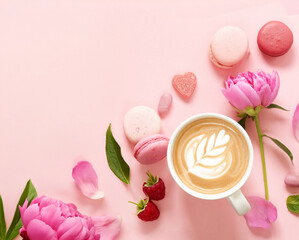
[[0, 0, 299, 239]]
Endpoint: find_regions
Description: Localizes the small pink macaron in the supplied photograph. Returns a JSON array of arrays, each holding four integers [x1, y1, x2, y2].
[[257, 21, 293, 57], [133, 134, 169, 165], [209, 26, 249, 69]]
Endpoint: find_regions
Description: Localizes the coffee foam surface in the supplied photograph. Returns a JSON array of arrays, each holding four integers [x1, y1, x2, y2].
[[173, 118, 249, 194]]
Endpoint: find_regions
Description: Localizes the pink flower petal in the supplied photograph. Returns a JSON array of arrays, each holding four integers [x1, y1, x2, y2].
[[236, 82, 261, 107], [57, 217, 84, 240], [222, 84, 253, 110], [258, 84, 272, 107], [27, 219, 58, 240], [72, 161, 104, 199], [20, 203, 40, 229], [293, 104, 299, 142], [92, 216, 121, 240], [19, 199, 29, 216], [244, 196, 277, 228], [40, 205, 64, 231], [268, 70, 280, 105]]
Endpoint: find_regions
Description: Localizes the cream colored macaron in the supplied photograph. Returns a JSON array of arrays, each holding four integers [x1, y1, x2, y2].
[[209, 26, 249, 69], [123, 106, 161, 144]]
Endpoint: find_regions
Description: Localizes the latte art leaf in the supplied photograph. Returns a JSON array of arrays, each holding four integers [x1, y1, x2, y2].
[[215, 129, 230, 147], [187, 130, 231, 179], [195, 130, 230, 166]]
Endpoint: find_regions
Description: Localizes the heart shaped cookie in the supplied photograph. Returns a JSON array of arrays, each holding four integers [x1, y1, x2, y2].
[[172, 72, 197, 98]]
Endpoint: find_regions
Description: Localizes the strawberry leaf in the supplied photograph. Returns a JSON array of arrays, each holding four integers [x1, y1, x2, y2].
[[145, 171, 158, 187], [262, 134, 293, 164]]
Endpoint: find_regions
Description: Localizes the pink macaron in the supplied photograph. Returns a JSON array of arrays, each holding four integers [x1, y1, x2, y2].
[[209, 26, 249, 69], [257, 21, 293, 57], [133, 134, 169, 165]]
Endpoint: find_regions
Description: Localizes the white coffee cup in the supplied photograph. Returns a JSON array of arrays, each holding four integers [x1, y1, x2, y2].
[[167, 113, 253, 215]]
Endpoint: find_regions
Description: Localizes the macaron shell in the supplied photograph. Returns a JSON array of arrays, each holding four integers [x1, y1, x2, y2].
[[124, 106, 161, 144], [209, 48, 234, 69], [134, 135, 169, 165], [210, 26, 249, 67], [257, 21, 293, 57]]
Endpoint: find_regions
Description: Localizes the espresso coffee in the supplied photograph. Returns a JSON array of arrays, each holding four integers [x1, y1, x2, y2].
[[173, 118, 249, 194]]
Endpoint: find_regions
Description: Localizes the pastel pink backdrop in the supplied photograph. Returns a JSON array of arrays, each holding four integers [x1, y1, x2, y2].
[[0, 0, 299, 239]]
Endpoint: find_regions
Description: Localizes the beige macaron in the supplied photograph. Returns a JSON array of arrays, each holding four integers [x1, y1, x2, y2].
[[209, 26, 249, 68]]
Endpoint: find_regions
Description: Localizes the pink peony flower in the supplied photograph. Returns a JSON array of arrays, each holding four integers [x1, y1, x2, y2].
[[19, 196, 121, 240], [222, 70, 280, 114]]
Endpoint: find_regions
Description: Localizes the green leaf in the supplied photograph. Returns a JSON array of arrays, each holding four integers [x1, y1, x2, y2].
[[6, 180, 37, 240], [6, 220, 23, 240], [263, 134, 293, 164], [106, 124, 130, 184], [287, 195, 299, 213], [0, 195, 6, 239], [238, 117, 247, 129], [266, 104, 289, 111]]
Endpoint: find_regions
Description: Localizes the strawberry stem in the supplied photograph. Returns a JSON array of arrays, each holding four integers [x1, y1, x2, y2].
[[129, 198, 149, 215], [128, 201, 138, 206], [145, 171, 158, 187]]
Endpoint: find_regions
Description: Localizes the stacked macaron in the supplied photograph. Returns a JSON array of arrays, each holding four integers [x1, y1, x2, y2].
[[124, 105, 169, 165]]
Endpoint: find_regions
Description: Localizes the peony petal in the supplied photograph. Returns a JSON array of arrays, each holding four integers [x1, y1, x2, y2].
[[72, 161, 104, 199], [293, 104, 299, 142], [235, 82, 261, 107], [92, 216, 121, 240], [268, 70, 280, 105], [244, 196, 277, 228], [257, 84, 272, 107], [31, 196, 45, 205], [252, 74, 265, 92], [26, 219, 58, 240], [19, 199, 29, 217], [38, 196, 60, 209], [222, 84, 253, 111], [20, 203, 41, 229], [57, 217, 84, 240], [40, 205, 64, 231]]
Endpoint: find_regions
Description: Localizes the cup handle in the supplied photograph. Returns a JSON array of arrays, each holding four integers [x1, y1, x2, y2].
[[226, 189, 251, 216]]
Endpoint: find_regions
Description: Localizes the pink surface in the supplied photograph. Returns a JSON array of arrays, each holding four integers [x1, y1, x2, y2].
[[0, 0, 299, 239]]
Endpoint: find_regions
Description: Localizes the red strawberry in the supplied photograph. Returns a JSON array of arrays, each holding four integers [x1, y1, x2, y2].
[[129, 198, 160, 221], [143, 171, 165, 201]]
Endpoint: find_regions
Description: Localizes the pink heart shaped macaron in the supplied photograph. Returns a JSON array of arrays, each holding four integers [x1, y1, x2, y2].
[[133, 134, 169, 165]]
